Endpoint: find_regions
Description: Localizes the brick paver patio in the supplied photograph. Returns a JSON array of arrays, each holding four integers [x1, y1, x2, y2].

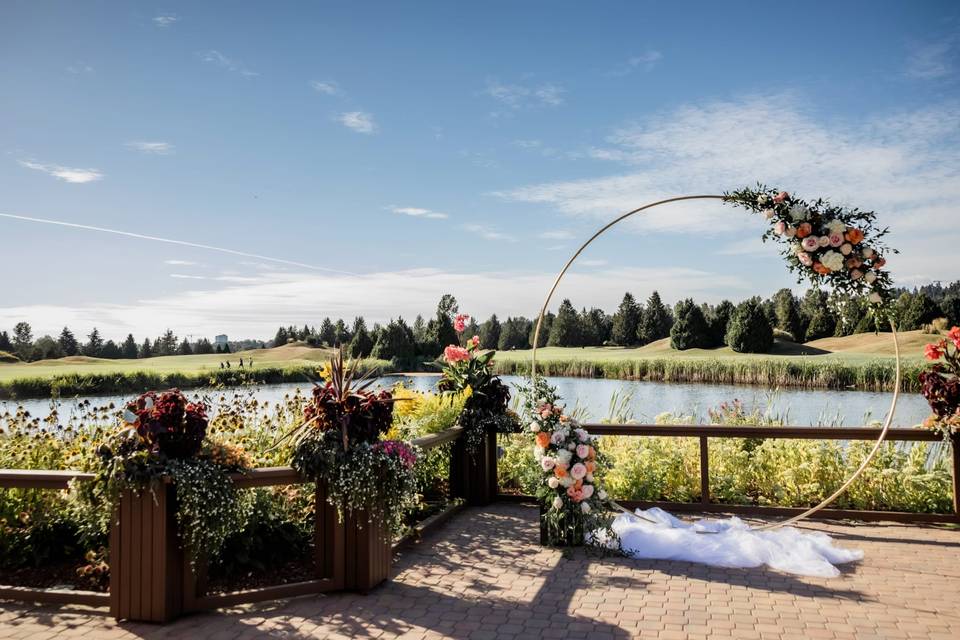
[[1, 503, 958, 639]]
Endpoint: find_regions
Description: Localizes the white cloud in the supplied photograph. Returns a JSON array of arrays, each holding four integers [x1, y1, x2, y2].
[[0, 266, 750, 339], [495, 94, 960, 283], [905, 38, 955, 79], [579, 259, 608, 267], [165, 259, 197, 266], [484, 79, 565, 109], [125, 141, 174, 155], [153, 15, 179, 28], [18, 160, 103, 184], [391, 207, 448, 220], [338, 111, 377, 134], [539, 229, 575, 240], [66, 63, 94, 74], [198, 50, 259, 77], [607, 51, 663, 76], [170, 273, 206, 280], [310, 80, 342, 96], [463, 224, 517, 243]]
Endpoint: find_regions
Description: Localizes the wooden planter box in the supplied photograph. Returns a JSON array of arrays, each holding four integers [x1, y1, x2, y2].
[[110, 483, 185, 623], [456, 428, 498, 507], [341, 507, 391, 591]]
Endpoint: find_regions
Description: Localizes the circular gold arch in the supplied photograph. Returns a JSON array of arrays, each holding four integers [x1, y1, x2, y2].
[[530, 194, 902, 531]]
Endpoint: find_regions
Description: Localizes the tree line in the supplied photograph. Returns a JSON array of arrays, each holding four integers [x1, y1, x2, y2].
[[2, 281, 958, 363]]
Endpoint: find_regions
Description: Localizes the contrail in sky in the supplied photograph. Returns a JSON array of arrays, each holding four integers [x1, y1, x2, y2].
[[0, 212, 360, 276]]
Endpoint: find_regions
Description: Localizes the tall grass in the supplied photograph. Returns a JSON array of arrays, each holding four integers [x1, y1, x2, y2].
[[495, 357, 923, 392]]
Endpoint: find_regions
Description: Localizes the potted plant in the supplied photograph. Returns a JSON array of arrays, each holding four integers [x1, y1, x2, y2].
[[920, 327, 960, 442], [284, 349, 418, 591]]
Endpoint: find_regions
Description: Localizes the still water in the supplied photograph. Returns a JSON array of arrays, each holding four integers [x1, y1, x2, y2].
[[3, 375, 930, 427]]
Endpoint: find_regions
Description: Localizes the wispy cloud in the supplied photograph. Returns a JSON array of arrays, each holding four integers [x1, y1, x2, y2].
[[66, 63, 94, 74], [198, 50, 258, 77], [18, 160, 103, 184], [125, 141, 174, 155], [337, 111, 377, 134], [579, 259, 608, 267], [391, 207, 448, 220], [310, 80, 343, 96], [463, 224, 517, 243], [495, 94, 960, 282], [539, 229, 575, 240], [606, 51, 663, 76], [153, 15, 179, 28], [170, 273, 206, 280], [165, 259, 198, 266], [905, 38, 955, 79], [484, 79, 565, 109]]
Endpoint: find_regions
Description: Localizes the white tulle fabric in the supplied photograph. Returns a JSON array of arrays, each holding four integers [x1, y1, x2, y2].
[[603, 508, 863, 578]]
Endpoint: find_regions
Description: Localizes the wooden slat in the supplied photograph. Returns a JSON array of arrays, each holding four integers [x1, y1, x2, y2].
[[193, 578, 340, 609], [699, 436, 709, 505], [411, 426, 464, 450], [584, 424, 942, 441], [229, 466, 302, 488], [0, 585, 109, 607], [0, 469, 94, 489]]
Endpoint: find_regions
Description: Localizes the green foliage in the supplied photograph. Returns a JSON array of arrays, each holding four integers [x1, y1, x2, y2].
[[669, 299, 711, 350], [548, 299, 582, 347], [805, 309, 836, 341], [639, 291, 672, 344], [529, 311, 554, 348], [58, 328, 79, 356], [726, 297, 774, 353], [497, 317, 532, 351], [611, 292, 642, 346], [348, 317, 373, 358], [479, 314, 501, 349], [772, 288, 803, 341], [371, 318, 417, 364]]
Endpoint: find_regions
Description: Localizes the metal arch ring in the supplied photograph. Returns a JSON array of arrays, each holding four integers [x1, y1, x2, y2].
[[530, 194, 903, 531]]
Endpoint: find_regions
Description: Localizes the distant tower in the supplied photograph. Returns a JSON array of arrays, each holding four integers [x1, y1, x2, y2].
[[214, 334, 229, 347]]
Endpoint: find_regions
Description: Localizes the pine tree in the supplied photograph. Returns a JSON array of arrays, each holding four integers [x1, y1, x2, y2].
[[580, 307, 611, 346], [901, 292, 942, 331], [479, 314, 501, 349], [100, 340, 122, 359], [13, 322, 33, 360], [498, 317, 532, 350], [726, 298, 774, 353], [772, 288, 803, 340], [548, 299, 583, 347], [707, 300, 735, 347], [273, 326, 289, 347], [121, 334, 138, 359], [426, 295, 458, 353], [140, 338, 153, 358], [941, 295, 960, 327], [84, 328, 104, 357], [670, 299, 711, 350], [194, 338, 214, 354], [611, 292, 642, 346], [348, 317, 373, 358], [639, 291, 672, 344], [178, 338, 193, 355], [371, 318, 416, 362], [412, 314, 435, 357], [0, 331, 12, 353], [529, 312, 554, 348], [333, 319, 350, 346], [159, 330, 178, 355], [58, 327, 79, 356]]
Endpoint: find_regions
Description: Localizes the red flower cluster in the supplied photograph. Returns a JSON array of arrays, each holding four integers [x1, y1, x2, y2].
[[303, 384, 393, 446], [375, 440, 417, 469], [919, 327, 960, 436], [125, 389, 208, 458]]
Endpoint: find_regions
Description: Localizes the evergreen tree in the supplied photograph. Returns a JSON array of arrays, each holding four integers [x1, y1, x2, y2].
[[371, 318, 416, 362], [639, 291, 672, 344], [333, 319, 350, 346], [610, 292, 642, 346], [58, 327, 79, 356], [804, 308, 836, 341], [670, 298, 711, 350], [159, 330, 178, 356], [462, 317, 481, 346], [222, 342, 232, 354], [0, 331, 12, 353], [273, 326, 289, 347], [901, 292, 942, 330], [13, 322, 33, 360], [941, 295, 960, 327], [707, 300, 735, 348], [32, 335, 63, 360], [299, 324, 311, 341], [121, 334, 138, 359], [479, 314, 501, 349], [178, 338, 193, 355], [833, 296, 866, 337], [84, 328, 104, 357], [725, 298, 774, 353], [798, 289, 831, 341], [319, 318, 335, 346], [548, 299, 583, 347], [772, 288, 803, 341], [100, 340, 122, 359], [529, 312, 554, 348], [498, 317, 531, 350], [152, 338, 162, 356], [140, 338, 153, 358], [427, 295, 459, 353], [194, 338, 214, 354], [348, 317, 373, 358], [412, 314, 434, 356], [580, 307, 611, 346]]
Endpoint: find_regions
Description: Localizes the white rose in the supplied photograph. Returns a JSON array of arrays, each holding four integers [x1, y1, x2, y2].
[[820, 251, 844, 272], [757, 194, 769, 205], [788, 204, 809, 221], [825, 219, 846, 234], [567, 443, 576, 451], [581, 502, 591, 514], [559, 476, 574, 488], [869, 292, 882, 304], [864, 270, 877, 283], [552, 497, 564, 510], [862, 247, 875, 259], [529, 422, 541, 432], [585, 473, 594, 483], [817, 236, 830, 248], [547, 477, 559, 489], [556, 449, 573, 465], [598, 489, 608, 500], [762, 208, 775, 219]]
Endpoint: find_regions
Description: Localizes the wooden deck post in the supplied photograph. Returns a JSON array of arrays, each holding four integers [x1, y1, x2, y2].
[[341, 507, 391, 591], [459, 428, 498, 507], [951, 432, 960, 517], [109, 483, 184, 623], [699, 436, 710, 505]]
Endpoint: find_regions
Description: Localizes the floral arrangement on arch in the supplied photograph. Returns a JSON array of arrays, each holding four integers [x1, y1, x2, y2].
[[76, 389, 253, 567], [438, 313, 520, 452], [725, 185, 896, 324], [920, 327, 960, 439], [524, 378, 616, 547], [283, 349, 419, 537]]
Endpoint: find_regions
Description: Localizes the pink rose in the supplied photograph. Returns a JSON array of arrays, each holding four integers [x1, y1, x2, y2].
[[773, 191, 789, 203], [576, 444, 590, 459], [454, 314, 469, 333], [566, 485, 585, 502], [840, 243, 853, 256], [762, 209, 775, 219], [850, 269, 863, 280], [570, 463, 587, 480], [784, 226, 796, 238], [798, 252, 813, 267], [538, 404, 553, 418], [540, 457, 556, 471], [801, 237, 819, 252], [581, 484, 595, 500], [817, 236, 830, 248], [774, 221, 786, 235], [828, 233, 844, 247], [443, 345, 470, 363]]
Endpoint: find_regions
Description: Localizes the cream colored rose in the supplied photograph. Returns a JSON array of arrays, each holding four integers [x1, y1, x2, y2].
[[821, 251, 844, 272]]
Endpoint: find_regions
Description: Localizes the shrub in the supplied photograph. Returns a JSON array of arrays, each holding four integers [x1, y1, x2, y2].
[[670, 299, 711, 350], [725, 298, 774, 353]]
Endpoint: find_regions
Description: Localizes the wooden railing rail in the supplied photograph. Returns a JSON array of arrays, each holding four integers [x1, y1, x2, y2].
[[501, 423, 960, 525]]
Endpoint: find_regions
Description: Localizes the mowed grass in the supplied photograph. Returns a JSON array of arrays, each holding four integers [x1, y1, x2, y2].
[[0, 344, 340, 384]]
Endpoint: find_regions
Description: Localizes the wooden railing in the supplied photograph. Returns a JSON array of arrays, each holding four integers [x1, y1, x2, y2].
[[0, 425, 474, 618], [500, 424, 960, 524]]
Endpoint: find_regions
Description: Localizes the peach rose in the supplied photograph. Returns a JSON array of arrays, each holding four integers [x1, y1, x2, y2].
[[796, 222, 812, 238], [845, 228, 864, 244], [535, 432, 550, 449]]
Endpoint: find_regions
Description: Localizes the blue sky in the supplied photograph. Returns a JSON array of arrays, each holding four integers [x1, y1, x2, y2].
[[1, 1, 958, 340]]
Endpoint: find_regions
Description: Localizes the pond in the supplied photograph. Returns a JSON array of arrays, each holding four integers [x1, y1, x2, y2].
[[2, 375, 931, 428]]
